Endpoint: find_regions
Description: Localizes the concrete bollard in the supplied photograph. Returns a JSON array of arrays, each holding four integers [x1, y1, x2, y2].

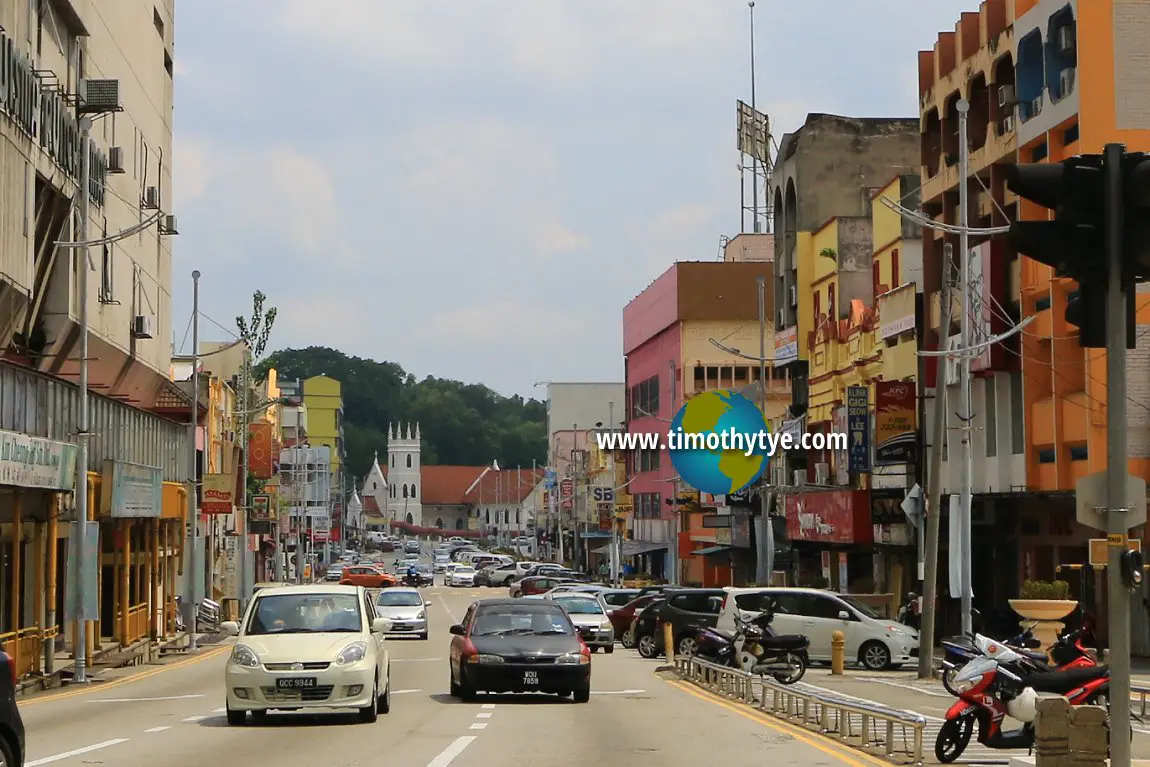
[[663, 620, 676, 664], [830, 630, 845, 675], [1067, 705, 1108, 767], [1035, 697, 1072, 767]]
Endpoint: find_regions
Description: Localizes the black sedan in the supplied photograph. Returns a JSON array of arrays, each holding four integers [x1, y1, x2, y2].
[[448, 598, 591, 702]]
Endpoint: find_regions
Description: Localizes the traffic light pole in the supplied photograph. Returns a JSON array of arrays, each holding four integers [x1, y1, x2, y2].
[[1103, 142, 1132, 766]]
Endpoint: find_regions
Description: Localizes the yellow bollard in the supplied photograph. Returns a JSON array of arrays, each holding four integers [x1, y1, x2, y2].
[[831, 630, 845, 675], [663, 620, 676, 662]]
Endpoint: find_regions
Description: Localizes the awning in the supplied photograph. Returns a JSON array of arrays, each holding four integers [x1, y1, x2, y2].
[[591, 541, 669, 556], [691, 545, 733, 557]]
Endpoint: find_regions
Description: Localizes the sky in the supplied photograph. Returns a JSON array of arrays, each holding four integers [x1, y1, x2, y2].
[[171, 0, 976, 399]]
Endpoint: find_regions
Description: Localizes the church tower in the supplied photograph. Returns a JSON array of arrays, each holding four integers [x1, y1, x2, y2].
[[386, 422, 423, 527]]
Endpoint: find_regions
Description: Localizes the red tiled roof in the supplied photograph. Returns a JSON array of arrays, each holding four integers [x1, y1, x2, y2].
[[362, 495, 382, 515], [384, 465, 488, 505], [463, 467, 544, 505]]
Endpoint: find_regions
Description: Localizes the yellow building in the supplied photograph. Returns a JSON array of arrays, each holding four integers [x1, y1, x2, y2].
[[302, 376, 344, 474]]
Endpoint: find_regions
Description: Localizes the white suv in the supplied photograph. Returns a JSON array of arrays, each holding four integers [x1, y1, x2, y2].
[[717, 587, 918, 671]]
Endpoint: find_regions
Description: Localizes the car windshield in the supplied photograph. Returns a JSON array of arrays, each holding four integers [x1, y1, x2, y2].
[[471, 604, 574, 636], [838, 595, 883, 619], [456, 566, 474, 573], [555, 598, 604, 615], [376, 591, 424, 607], [246, 593, 362, 634]]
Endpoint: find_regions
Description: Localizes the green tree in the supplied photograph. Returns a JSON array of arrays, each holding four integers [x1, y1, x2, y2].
[[258, 347, 547, 478]]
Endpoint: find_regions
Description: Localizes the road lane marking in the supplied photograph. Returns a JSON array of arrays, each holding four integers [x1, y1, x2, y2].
[[468, 722, 487, 730], [182, 715, 208, 722], [663, 677, 888, 767], [22, 645, 231, 706], [213, 707, 226, 712], [476, 712, 491, 718], [427, 735, 477, 767], [393, 689, 422, 694], [144, 726, 172, 733], [481, 703, 496, 709], [90, 693, 207, 703], [593, 689, 646, 694], [27, 739, 130, 766]]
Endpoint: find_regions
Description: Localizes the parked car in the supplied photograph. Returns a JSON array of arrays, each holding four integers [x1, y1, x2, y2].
[[448, 599, 591, 702], [446, 565, 476, 587], [631, 597, 669, 658], [0, 647, 25, 767], [549, 594, 614, 653], [510, 575, 569, 598], [599, 589, 640, 608], [717, 587, 918, 670], [433, 554, 451, 573], [221, 584, 393, 724], [609, 593, 663, 647]]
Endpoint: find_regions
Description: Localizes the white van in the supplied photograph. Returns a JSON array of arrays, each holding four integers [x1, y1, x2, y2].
[[717, 587, 919, 671], [510, 536, 535, 557]]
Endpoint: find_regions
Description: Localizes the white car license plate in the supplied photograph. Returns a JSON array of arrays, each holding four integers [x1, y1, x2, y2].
[[523, 670, 538, 686], [276, 677, 317, 689]]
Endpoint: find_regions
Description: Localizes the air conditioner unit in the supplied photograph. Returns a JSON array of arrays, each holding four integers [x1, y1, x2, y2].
[[107, 146, 126, 174], [142, 186, 159, 209], [131, 314, 153, 339], [793, 469, 807, 487], [997, 84, 1015, 107], [1057, 26, 1075, 53], [160, 214, 179, 234], [78, 78, 121, 114], [1059, 68, 1075, 96], [788, 285, 798, 307], [1002, 115, 1015, 134], [814, 462, 830, 485]]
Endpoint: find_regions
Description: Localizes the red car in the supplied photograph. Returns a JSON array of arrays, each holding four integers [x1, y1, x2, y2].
[[515, 575, 567, 597], [608, 593, 663, 642]]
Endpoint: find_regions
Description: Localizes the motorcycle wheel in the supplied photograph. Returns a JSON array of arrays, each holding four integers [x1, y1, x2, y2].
[[772, 652, 807, 685], [942, 666, 961, 696], [935, 716, 974, 763]]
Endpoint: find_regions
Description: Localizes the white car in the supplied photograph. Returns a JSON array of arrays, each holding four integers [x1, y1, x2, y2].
[[433, 554, 451, 573], [374, 587, 430, 640], [550, 594, 615, 652], [446, 565, 476, 587], [221, 584, 393, 724]]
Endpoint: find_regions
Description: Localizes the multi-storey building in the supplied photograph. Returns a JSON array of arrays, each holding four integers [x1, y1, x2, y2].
[[0, 1, 184, 680], [622, 260, 780, 583]]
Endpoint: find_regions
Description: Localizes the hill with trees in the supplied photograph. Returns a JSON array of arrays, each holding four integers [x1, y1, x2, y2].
[[258, 346, 547, 480]]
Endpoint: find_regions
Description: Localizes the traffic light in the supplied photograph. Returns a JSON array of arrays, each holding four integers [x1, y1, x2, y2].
[[1121, 547, 1144, 590], [1005, 152, 1150, 348]]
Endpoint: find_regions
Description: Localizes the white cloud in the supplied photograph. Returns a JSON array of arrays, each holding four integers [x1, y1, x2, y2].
[[534, 218, 589, 255]]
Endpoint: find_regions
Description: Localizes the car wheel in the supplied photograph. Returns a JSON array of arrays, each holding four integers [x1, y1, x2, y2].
[[359, 683, 379, 723], [458, 670, 478, 702], [573, 684, 591, 703], [225, 704, 246, 726], [0, 730, 16, 767], [621, 629, 636, 649], [604, 644, 614, 654], [637, 633, 658, 659], [678, 636, 699, 657], [378, 676, 391, 714], [860, 640, 892, 671]]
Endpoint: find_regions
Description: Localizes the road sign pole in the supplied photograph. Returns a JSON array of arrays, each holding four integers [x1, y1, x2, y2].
[[1104, 142, 1132, 767]]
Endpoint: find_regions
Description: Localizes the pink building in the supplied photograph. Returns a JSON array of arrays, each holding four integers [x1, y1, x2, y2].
[[623, 261, 776, 580]]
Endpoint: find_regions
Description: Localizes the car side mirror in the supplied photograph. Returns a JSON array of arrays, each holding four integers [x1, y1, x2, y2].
[[426, 601, 432, 607], [371, 617, 393, 633], [221, 620, 240, 636], [838, 610, 851, 620], [449, 624, 465, 636]]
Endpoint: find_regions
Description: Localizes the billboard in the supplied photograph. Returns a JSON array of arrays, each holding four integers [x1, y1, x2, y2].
[[202, 473, 235, 515], [875, 381, 917, 464], [248, 422, 274, 479]]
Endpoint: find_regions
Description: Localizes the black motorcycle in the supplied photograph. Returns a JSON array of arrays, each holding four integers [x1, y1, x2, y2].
[[684, 611, 809, 685]]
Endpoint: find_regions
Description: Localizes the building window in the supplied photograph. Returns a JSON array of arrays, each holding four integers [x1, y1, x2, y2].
[[629, 375, 661, 419], [406, 454, 412, 468], [813, 291, 821, 329], [638, 449, 660, 472], [100, 241, 113, 301], [985, 377, 997, 458], [1069, 446, 1088, 461], [1038, 449, 1056, 464], [153, 7, 165, 37], [516, 509, 520, 524], [1010, 371, 1024, 454], [391, 455, 394, 468], [827, 283, 836, 321], [410, 483, 416, 498], [872, 260, 881, 296], [402, 485, 408, 499], [485, 510, 491, 524]]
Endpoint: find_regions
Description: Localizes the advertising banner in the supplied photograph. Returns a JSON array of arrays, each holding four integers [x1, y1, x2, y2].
[[250, 494, 274, 522], [875, 380, 917, 464], [0, 429, 78, 490], [785, 490, 872, 544], [102, 460, 162, 518], [202, 473, 235, 515], [560, 478, 574, 510], [248, 422, 273, 479], [846, 386, 871, 473]]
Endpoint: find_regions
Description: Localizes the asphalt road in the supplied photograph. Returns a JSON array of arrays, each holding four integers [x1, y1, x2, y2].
[[16, 576, 869, 767]]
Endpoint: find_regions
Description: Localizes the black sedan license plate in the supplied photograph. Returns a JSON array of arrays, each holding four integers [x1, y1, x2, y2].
[[523, 670, 539, 686], [276, 677, 317, 689]]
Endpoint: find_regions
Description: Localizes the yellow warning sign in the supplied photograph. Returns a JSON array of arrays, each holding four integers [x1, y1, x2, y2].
[[1089, 537, 1143, 566], [1108, 533, 1128, 546]]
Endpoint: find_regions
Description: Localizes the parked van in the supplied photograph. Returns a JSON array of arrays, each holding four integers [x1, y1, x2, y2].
[[716, 587, 918, 671]]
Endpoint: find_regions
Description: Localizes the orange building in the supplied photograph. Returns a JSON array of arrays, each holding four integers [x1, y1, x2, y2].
[[918, 0, 1150, 648]]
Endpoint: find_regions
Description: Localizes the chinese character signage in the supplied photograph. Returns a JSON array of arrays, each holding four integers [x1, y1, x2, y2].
[[875, 381, 917, 465], [248, 422, 273, 479], [846, 386, 870, 473]]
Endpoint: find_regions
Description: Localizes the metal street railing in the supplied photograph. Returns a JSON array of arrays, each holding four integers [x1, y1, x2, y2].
[[675, 656, 928, 765]]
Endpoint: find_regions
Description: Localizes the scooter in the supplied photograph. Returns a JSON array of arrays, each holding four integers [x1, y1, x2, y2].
[[936, 634, 1111, 763], [941, 625, 1097, 694], [687, 612, 809, 685]]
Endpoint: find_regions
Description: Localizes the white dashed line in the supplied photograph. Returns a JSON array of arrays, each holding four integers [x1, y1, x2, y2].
[[27, 739, 130, 766], [144, 726, 171, 733], [427, 735, 477, 767], [593, 689, 647, 695], [393, 688, 422, 694], [468, 723, 487, 730], [481, 702, 496, 709], [182, 715, 208, 722], [213, 707, 226, 712], [476, 712, 491, 718]]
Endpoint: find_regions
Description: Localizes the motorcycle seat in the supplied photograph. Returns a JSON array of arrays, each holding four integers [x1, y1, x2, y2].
[[1016, 648, 1048, 662], [759, 634, 810, 652], [1021, 665, 1108, 693]]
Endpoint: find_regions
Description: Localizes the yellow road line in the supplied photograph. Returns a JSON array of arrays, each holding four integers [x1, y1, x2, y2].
[[662, 675, 898, 767], [21, 645, 231, 706]]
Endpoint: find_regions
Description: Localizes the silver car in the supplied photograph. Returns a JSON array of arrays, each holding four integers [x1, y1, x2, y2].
[[550, 594, 614, 652], [374, 587, 430, 640]]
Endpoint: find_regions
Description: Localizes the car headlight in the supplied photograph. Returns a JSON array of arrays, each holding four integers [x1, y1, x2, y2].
[[599, 622, 613, 632], [336, 641, 369, 665], [556, 652, 590, 665], [474, 654, 504, 664], [230, 644, 260, 668], [416, 611, 426, 620], [953, 674, 983, 693]]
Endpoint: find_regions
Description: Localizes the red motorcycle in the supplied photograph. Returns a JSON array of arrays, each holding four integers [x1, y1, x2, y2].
[[936, 634, 1110, 762]]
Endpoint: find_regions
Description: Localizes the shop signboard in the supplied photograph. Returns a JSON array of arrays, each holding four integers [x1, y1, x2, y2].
[[201, 474, 235, 515], [774, 326, 798, 366], [785, 490, 872, 544], [731, 510, 752, 548], [0, 429, 78, 490], [102, 460, 162, 518], [560, 478, 574, 509], [846, 386, 870, 473], [250, 494, 274, 522], [875, 381, 917, 464], [248, 423, 274, 479]]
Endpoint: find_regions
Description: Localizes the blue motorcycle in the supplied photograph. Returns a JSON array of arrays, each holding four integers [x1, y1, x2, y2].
[[939, 626, 1040, 695]]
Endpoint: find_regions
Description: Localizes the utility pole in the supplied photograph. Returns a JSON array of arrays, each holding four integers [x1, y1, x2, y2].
[[956, 99, 974, 636], [748, 0, 759, 233], [918, 244, 954, 679], [187, 271, 201, 652], [1103, 142, 1133, 766], [237, 351, 250, 604], [73, 118, 93, 683]]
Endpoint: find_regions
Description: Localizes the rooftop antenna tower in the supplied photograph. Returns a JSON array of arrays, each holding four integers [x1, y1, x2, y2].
[[738, 1, 773, 234]]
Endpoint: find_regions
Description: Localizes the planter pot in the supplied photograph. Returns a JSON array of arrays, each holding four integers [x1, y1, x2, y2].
[[1009, 599, 1078, 650]]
